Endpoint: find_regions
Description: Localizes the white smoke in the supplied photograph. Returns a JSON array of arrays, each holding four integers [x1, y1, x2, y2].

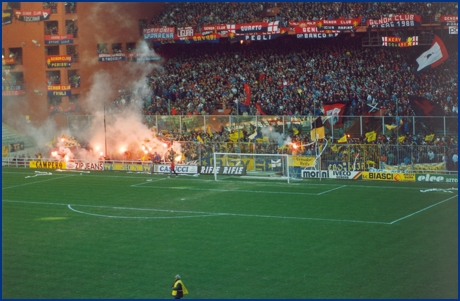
[[260, 126, 292, 147], [23, 41, 171, 162]]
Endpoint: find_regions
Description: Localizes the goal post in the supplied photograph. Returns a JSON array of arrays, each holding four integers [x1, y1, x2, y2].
[[212, 152, 290, 183]]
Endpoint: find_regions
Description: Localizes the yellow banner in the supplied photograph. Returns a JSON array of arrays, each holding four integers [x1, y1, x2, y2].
[[361, 172, 415, 182], [29, 161, 66, 169], [2, 145, 9, 157], [289, 156, 316, 167]]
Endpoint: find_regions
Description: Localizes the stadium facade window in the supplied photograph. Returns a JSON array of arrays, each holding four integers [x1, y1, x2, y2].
[[65, 20, 78, 38], [45, 45, 59, 56], [8, 48, 22, 65], [97, 44, 109, 54], [46, 71, 61, 85], [111, 43, 123, 54], [45, 21, 59, 35], [6, 2, 20, 10], [64, 2, 76, 14], [43, 2, 58, 14], [126, 42, 136, 53], [66, 45, 78, 62]]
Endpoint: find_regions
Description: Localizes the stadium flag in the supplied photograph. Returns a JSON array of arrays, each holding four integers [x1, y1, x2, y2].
[[365, 131, 377, 142], [331, 144, 338, 152], [243, 83, 251, 106], [408, 95, 445, 117], [310, 117, 325, 141], [322, 102, 347, 125], [196, 135, 204, 144], [398, 136, 406, 143], [425, 134, 435, 141], [229, 130, 243, 142], [385, 124, 398, 130], [255, 103, 268, 115], [207, 126, 213, 137], [416, 35, 449, 71], [292, 127, 299, 135], [337, 134, 348, 143]]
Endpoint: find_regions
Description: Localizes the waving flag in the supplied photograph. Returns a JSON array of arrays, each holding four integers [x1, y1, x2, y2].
[[408, 95, 445, 117], [310, 117, 325, 141], [365, 131, 377, 142], [416, 35, 449, 71], [425, 134, 435, 142], [243, 83, 251, 106], [337, 135, 348, 143], [322, 102, 347, 125]]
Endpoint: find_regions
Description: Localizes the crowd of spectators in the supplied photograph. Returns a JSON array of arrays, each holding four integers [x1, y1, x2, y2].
[[133, 37, 457, 120], [147, 2, 459, 30], [100, 3, 458, 169]]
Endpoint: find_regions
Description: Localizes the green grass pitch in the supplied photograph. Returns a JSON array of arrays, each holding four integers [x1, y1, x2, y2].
[[2, 167, 458, 298]]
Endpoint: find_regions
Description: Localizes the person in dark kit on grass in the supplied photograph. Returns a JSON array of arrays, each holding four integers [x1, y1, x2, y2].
[[171, 274, 188, 299], [168, 148, 179, 177]]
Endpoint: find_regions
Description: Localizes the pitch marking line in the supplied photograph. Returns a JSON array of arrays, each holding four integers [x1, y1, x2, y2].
[[2, 175, 75, 190], [317, 185, 347, 195], [67, 205, 222, 219], [131, 178, 166, 187], [2, 199, 388, 224], [132, 185, 320, 195], [388, 195, 458, 224]]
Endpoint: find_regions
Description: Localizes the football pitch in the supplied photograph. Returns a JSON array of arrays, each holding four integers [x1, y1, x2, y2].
[[2, 167, 458, 299]]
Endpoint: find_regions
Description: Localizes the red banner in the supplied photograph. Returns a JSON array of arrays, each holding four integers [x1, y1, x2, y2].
[[2, 58, 16, 65], [13, 9, 51, 22], [44, 34, 74, 40], [227, 21, 282, 34], [316, 18, 361, 31], [440, 15, 458, 26], [366, 14, 421, 28]]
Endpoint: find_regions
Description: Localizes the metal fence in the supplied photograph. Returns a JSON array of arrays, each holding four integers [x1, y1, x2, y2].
[[67, 114, 458, 139], [2, 141, 456, 174]]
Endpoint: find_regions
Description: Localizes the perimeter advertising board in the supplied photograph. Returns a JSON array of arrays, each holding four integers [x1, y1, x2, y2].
[[416, 174, 458, 183], [361, 172, 415, 182]]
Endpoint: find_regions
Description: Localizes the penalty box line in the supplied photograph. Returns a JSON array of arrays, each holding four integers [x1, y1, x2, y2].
[[133, 180, 346, 196], [2, 199, 389, 224], [389, 194, 458, 224]]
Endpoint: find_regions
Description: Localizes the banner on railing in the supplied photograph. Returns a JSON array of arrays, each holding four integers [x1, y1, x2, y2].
[[382, 36, 418, 47], [46, 55, 72, 68], [44, 34, 74, 45], [316, 18, 361, 31], [29, 161, 66, 169], [13, 9, 51, 22], [366, 14, 421, 28], [98, 53, 126, 62], [143, 27, 175, 39], [289, 156, 316, 167], [2, 9, 13, 25], [440, 15, 458, 26], [105, 163, 152, 172]]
